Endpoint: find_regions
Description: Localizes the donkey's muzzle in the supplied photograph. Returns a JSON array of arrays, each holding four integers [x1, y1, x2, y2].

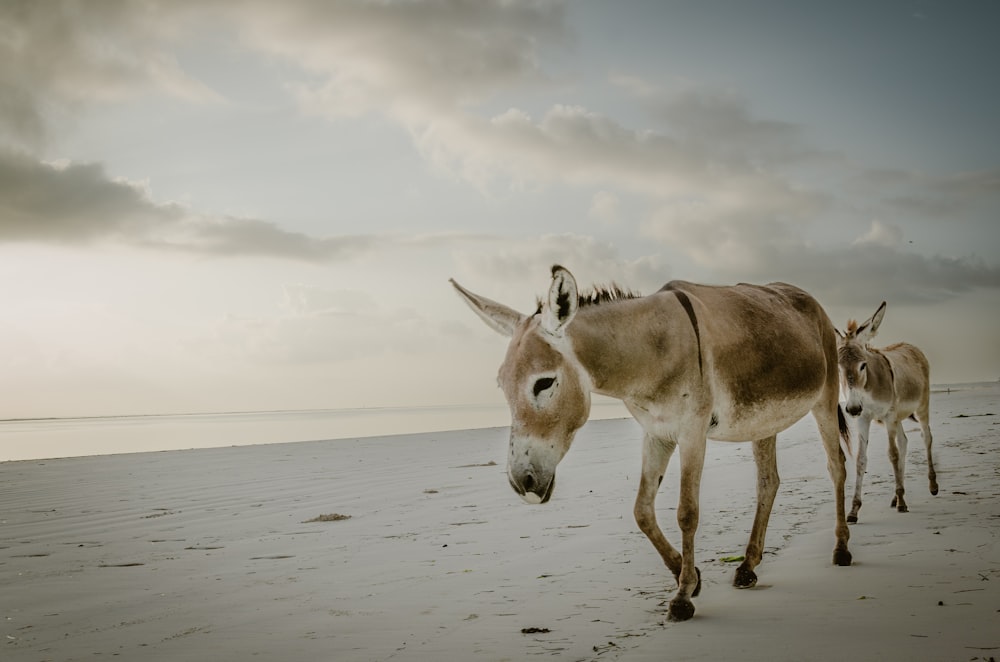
[[508, 471, 555, 505], [846, 403, 863, 417]]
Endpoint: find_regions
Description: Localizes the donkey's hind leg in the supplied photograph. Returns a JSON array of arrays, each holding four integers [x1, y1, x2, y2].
[[735, 435, 778, 588], [813, 399, 851, 566], [917, 408, 938, 496], [888, 421, 909, 513]]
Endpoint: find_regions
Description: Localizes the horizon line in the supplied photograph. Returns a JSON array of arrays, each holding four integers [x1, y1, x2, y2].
[[2, 380, 993, 424]]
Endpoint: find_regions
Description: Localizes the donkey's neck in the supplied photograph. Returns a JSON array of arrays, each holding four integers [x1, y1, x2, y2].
[[862, 344, 896, 398], [566, 294, 698, 400]]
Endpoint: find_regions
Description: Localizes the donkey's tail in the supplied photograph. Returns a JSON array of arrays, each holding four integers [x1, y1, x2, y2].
[[837, 404, 852, 457]]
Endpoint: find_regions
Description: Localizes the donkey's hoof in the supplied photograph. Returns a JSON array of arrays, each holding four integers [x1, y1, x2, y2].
[[846, 514, 858, 524], [833, 548, 853, 567], [667, 597, 696, 622], [733, 564, 758, 589], [930, 485, 939, 496], [897, 504, 908, 513], [890, 496, 897, 507]]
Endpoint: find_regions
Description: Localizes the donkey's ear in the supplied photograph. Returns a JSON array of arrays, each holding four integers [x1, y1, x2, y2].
[[855, 301, 886, 344], [834, 327, 845, 343], [541, 265, 578, 335], [450, 279, 525, 337]]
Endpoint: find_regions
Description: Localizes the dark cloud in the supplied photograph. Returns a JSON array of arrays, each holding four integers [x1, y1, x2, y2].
[[0, 148, 375, 262], [425, 104, 827, 219], [720, 241, 1000, 306], [645, 88, 823, 167], [0, 149, 181, 241], [0, 84, 46, 148], [644, 202, 1000, 306], [179, 216, 379, 262], [851, 167, 1000, 218]]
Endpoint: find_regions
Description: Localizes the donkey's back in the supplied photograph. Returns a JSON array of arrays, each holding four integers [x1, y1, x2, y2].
[[881, 342, 931, 415], [657, 280, 841, 442]]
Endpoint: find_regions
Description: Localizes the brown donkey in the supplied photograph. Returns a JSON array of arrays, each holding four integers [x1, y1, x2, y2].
[[837, 302, 938, 522], [451, 265, 853, 622]]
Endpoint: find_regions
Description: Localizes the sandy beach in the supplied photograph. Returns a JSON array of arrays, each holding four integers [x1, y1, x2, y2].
[[2, 383, 998, 661]]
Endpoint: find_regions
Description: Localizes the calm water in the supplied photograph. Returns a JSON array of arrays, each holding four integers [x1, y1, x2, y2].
[[0, 401, 631, 462], [5, 383, 989, 463]]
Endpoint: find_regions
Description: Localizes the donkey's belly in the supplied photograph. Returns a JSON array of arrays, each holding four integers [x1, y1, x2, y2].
[[709, 395, 817, 442]]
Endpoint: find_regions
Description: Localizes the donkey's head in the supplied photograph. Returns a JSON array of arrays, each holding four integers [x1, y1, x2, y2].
[[450, 266, 592, 504], [835, 301, 886, 417]]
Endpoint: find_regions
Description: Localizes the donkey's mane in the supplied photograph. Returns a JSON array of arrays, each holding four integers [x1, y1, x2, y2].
[[580, 284, 642, 306], [534, 283, 641, 314], [843, 319, 881, 350]]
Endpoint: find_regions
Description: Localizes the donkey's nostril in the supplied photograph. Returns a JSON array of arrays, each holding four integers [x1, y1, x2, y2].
[[846, 404, 862, 416], [522, 473, 535, 492]]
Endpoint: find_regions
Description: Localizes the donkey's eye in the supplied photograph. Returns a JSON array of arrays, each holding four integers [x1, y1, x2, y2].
[[533, 377, 556, 397], [859, 362, 867, 373]]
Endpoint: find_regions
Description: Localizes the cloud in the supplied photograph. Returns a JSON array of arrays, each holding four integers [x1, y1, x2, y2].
[[589, 190, 621, 226], [616, 82, 822, 167], [774, 243, 1000, 306], [0, 1, 219, 148], [171, 216, 380, 262], [416, 103, 823, 215], [0, 2, 929, 258], [7, 2, 805, 208], [450, 233, 670, 302], [0, 147, 540, 266], [649, 215, 1000, 305], [281, 285, 377, 317], [217, 2, 821, 215], [640, 177, 828, 271], [4, 0, 997, 312], [0, 148, 377, 261], [853, 220, 904, 248], [0, 1, 565, 140], [223, 4, 806, 213], [210, 305, 435, 366], [0, 149, 181, 241], [234, 0, 566, 120], [849, 166, 1000, 218]]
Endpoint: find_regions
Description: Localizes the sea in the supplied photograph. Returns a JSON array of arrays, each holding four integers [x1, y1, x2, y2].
[[0, 400, 631, 463], [5, 383, 993, 463]]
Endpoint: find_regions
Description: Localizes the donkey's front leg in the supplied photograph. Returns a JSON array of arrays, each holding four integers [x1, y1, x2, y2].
[[633, 434, 689, 593], [847, 417, 871, 523], [735, 436, 778, 588], [667, 436, 707, 622]]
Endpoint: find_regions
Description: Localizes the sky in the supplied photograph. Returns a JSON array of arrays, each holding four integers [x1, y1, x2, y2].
[[1, 0, 998, 420]]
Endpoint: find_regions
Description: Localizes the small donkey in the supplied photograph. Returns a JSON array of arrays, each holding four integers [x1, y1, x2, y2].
[[837, 302, 938, 522]]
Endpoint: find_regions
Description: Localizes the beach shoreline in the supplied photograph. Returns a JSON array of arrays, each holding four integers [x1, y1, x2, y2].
[[1, 400, 634, 464]]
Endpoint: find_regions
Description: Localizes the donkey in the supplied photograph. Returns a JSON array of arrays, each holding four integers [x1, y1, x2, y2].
[[451, 265, 853, 622], [837, 302, 938, 522]]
